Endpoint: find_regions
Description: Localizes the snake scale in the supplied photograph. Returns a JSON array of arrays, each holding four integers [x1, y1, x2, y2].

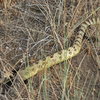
[[19, 16, 100, 80]]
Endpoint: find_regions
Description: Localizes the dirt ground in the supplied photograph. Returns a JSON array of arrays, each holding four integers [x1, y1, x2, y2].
[[0, 0, 100, 100]]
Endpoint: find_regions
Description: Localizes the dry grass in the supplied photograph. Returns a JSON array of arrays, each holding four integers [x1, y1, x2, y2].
[[0, 0, 100, 100]]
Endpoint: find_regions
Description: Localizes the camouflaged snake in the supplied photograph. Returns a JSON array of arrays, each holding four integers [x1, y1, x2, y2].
[[19, 17, 100, 80]]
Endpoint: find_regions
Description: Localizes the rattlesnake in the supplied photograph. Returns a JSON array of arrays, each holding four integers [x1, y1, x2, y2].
[[19, 16, 100, 80]]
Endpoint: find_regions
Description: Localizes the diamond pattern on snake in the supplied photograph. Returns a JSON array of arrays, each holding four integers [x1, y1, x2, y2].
[[19, 17, 100, 80]]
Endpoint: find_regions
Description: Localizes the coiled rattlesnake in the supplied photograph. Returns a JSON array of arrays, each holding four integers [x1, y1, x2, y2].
[[19, 16, 100, 80]]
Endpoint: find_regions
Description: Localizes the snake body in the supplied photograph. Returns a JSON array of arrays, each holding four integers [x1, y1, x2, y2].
[[19, 17, 100, 80]]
